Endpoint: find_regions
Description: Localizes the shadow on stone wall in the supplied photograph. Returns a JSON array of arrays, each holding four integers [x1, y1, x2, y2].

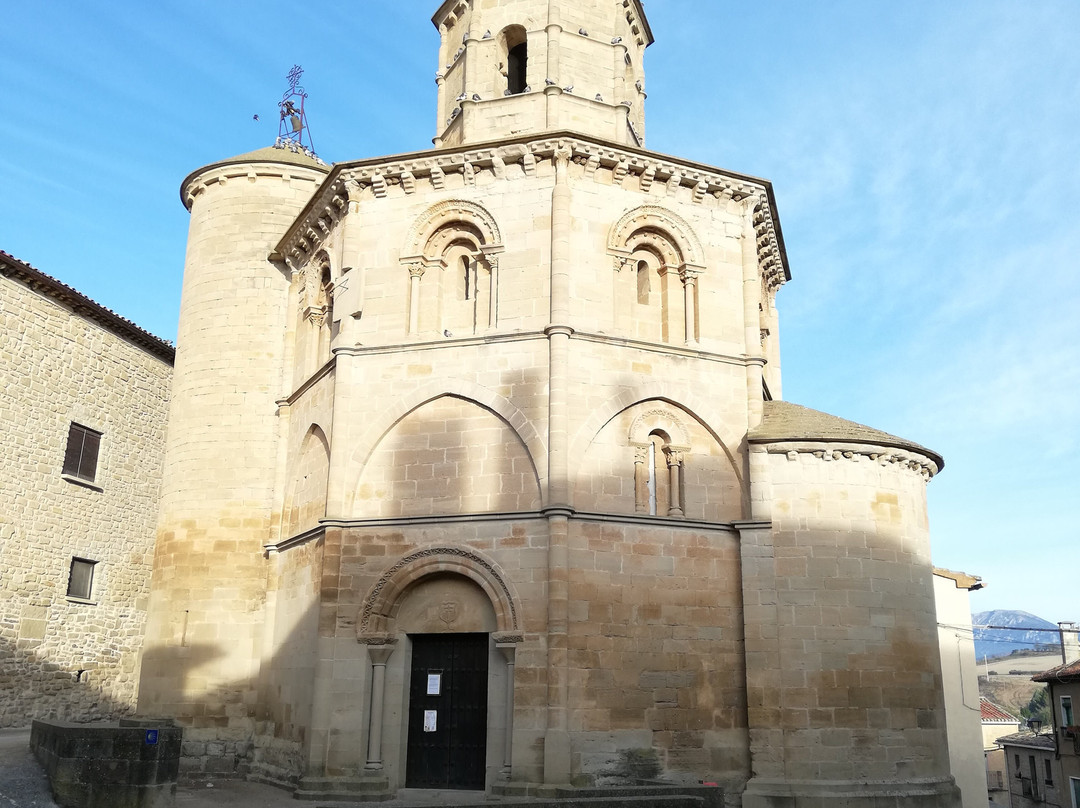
[[0, 634, 134, 729]]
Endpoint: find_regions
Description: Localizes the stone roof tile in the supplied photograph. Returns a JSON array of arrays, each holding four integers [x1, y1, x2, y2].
[[994, 731, 1056, 750], [748, 400, 944, 472]]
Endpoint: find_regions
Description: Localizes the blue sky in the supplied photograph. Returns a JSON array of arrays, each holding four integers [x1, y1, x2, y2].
[[2, 2, 1077, 624]]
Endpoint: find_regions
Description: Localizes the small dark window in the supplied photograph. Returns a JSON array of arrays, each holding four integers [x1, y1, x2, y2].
[[62, 423, 101, 483], [1044, 758, 1052, 785], [67, 558, 97, 600], [508, 42, 527, 94], [636, 260, 651, 304]]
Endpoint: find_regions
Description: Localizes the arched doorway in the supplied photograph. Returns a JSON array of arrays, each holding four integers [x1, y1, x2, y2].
[[358, 550, 522, 794], [397, 575, 495, 790]]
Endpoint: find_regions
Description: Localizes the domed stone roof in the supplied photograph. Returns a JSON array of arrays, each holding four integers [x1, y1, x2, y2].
[[180, 142, 330, 206], [749, 399, 944, 471]]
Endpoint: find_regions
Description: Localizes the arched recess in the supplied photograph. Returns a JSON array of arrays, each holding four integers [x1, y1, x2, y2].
[[297, 250, 336, 374], [282, 424, 330, 538], [607, 205, 706, 344], [404, 199, 503, 256], [357, 546, 521, 638], [350, 393, 543, 518], [608, 205, 704, 266], [344, 379, 546, 514], [499, 25, 528, 95], [572, 392, 746, 521], [400, 200, 505, 336]]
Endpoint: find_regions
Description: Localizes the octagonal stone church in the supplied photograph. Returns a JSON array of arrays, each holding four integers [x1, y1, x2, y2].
[[135, 2, 961, 806]]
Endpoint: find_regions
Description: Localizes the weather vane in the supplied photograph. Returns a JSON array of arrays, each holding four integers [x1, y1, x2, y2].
[[276, 64, 316, 155]]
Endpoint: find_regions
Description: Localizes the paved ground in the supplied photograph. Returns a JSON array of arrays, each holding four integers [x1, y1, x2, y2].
[[0, 729, 58, 808], [0, 729, 506, 807]]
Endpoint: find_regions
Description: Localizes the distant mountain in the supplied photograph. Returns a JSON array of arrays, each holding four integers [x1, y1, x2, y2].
[[973, 609, 1060, 662]]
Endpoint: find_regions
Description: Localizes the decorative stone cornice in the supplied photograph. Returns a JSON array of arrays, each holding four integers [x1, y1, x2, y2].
[[758, 442, 940, 479], [272, 132, 790, 286]]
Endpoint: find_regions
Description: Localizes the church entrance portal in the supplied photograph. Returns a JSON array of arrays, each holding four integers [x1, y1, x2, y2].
[[405, 633, 488, 789]]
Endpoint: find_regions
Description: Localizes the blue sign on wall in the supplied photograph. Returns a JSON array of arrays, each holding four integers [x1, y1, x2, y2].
[[145, 729, 159, 745]]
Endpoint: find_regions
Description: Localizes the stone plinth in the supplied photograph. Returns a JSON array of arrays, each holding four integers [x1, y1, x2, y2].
[[30, 719, 181, 808]]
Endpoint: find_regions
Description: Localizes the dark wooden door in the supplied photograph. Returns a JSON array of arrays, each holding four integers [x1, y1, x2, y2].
[[405, 633, 488, 789]]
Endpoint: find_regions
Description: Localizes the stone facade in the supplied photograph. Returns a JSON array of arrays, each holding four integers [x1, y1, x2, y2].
[[135, 3, 961, 807], [1031, 658, 1080, 808], [0, 250, 173, 728]]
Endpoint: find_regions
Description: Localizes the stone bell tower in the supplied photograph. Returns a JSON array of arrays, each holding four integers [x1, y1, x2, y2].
[[433, 0, 652, 147]]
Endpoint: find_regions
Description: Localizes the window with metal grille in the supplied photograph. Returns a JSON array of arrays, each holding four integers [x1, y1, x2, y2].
[[62, 423, 101, 483], [67, 558, 96, 600]]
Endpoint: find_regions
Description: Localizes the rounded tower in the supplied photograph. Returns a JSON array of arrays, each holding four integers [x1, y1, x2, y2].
[[137, 146, 328, 765], [741, 401, 960, 808]]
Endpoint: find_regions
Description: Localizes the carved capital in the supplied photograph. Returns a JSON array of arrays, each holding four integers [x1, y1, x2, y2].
[[357, 634, 398, 646], [664, 448, 683, 467], [408, 263, 426, 279]]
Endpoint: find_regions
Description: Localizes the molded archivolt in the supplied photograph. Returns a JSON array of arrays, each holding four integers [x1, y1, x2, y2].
[[349, 392, 542, 518], [357, 546, 521, 637], [573, 396, 744, 521], [404, 199, 504, 259], [282, 424, 330, 538], [608, 204, 704, 268]]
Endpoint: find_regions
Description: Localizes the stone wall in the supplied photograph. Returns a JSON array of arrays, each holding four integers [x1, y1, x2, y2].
[[0, 261, 172, 727], [30, 718, 181, 808]]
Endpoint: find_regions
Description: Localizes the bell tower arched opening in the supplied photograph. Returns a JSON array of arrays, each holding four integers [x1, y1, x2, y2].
[[501, 26, 528, 96]]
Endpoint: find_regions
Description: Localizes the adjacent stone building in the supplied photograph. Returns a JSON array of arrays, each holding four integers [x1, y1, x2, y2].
[[0, 249, 173, 727], [1031, 656, 1080, 808], [934, 569, 989, 808], [135, 2, 962, 806]]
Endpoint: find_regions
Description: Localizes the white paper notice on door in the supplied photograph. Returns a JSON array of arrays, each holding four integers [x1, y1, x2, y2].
[[424, 710, 437, 732], [426, 673, 441, 695]]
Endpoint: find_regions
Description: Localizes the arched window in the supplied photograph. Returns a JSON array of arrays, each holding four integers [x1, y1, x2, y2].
[[634, 427, 685, 517], [318, 264, 334, 363], [300, 254, 335, 376], [402, 200, 505, 337], [502, 26, 528, 95], [627, 250, 667, 342], [636, 259, 651, 304]]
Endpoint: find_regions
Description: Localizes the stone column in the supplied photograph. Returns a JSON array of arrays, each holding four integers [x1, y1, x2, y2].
[[544, 7, 563, 129], [364, 644, 395, 770], [665, 450, 683, 517], [544, 143, 573, 785], [633, 445, 649, 513], [682, 269, 699, 345], [495, 638, 519, 778], [407, 265, 424, 335], [434, 24, 449, 146], [741, 202, 765, 429], [488, 256, 499, 329]]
